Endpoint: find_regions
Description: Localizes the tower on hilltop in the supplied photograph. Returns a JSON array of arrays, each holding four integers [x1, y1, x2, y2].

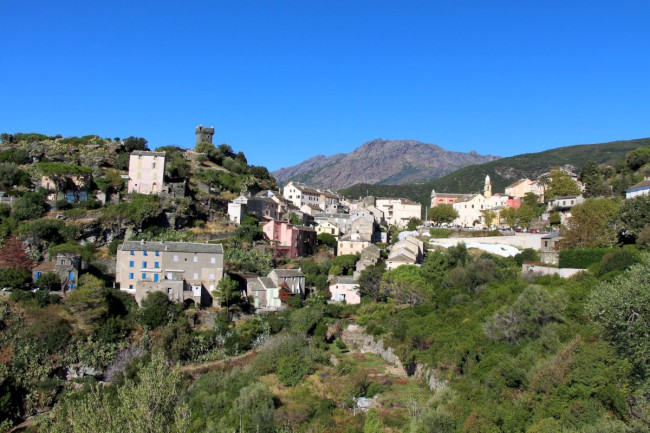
[[196, 125, 215, 145]]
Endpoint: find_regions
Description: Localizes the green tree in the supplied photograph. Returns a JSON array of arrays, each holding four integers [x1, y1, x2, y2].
[[46, 351, 189, 433], [0, 268, 31, 289], [618, 195, 650, 244], [407, 217, 422, 231], [138, 291, 173, 330], [586, 256, 650, 373], [382, 265, 430, 305], [122, 136, 148, 152], [579, 160, 608, 198], [545, 168, 581, 200], [317, 232, 337, 248], [516, 204, 536, 227], [357, 263, 386, 302], [12, 191, 47, 221], [37, 272, 61, 291], [64, 275, 108, 327], [561, 198, 619, 248], [330, 254, 359, 276], [626, 147, 650, 171], [484, 285, 566, 343], [0, 163, 30, 190], [480, 209, 497, 228], [428, 204, 459, 225], [36, 162, 92, 199], [499, 206, 518, 228]]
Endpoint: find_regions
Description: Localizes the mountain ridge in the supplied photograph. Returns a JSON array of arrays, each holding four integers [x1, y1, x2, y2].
[[271, 138, 500, 190], [338, 137, 650, 206]]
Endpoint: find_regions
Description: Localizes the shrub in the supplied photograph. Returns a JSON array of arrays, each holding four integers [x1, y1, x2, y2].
[[594, 248, 641, 277], [138, 291, 174, 330], [559, 248, 613, 268], [484, 285, 566, 343]]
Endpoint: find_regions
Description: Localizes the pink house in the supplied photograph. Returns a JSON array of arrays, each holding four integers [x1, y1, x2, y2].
[[128, 151, 166, 195], [506, 196, 521, 209], [263, 220, 317, 259]]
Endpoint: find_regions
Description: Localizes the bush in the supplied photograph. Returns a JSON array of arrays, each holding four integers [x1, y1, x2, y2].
[[429, 228, 454, 238], [594, 248, 641, 277], [138, 291, 174, 330], [514, 248, 540, 266], [559, 248, 613, 268]]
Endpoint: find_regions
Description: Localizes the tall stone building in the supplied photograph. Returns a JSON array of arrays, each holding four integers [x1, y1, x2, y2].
[[127, 151, 166, 195], [196, 125, 215, 145]]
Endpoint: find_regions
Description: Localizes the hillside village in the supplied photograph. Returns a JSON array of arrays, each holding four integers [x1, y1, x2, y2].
[[0, 128, 650, 432]]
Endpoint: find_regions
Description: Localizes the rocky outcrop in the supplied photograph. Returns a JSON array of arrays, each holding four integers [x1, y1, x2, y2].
[[272, 139, 500, 190], [342, 324, 447, 392]]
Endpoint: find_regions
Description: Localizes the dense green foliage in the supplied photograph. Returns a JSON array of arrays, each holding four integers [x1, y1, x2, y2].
[[558, 248, 614, 268]]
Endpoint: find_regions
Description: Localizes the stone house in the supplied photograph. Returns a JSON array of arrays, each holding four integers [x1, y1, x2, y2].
[[375, 198, 422, 228], [540, 231, 561, 265], [315, 221, 340, 237], [329, 276, 361, 304], [354, 244, 382, 278], [33, 252, 81, 291], [268, 268, 305, 295], [626, 179, 650, 199], [337, 233, 371, 256], [386, 236, 424, 270], [228, 194, 279, 225], [116, 241, 224, 307]]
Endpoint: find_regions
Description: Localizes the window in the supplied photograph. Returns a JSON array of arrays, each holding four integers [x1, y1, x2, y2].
[[153, 274, 159, 282], [154, 262, 159, 268], [193, 255, 198, 263], [152, 162, 156, 168], [173, 255, 178, 262], [210, 257, 216, 264], [143, 251, 148, 256], [129, 261, 134, 267], [209, 273, 215, 280], [141, 273, 147, 280], [142, 261, 147, 268], [167, 288, 172, 295], [129, 273, 134, 279], [155, 251, 159, 256], [130, 250, 134, 256], [193, 273, 199, 279]]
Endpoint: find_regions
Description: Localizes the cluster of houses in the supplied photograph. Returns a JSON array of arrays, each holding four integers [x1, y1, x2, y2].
[[28, 127, 650, 310]]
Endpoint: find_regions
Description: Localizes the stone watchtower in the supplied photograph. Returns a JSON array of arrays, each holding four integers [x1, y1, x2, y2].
[[195, 125, 215, 145]]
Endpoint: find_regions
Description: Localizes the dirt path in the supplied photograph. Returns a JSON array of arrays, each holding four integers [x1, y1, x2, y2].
[[179, 350, 258, 378]]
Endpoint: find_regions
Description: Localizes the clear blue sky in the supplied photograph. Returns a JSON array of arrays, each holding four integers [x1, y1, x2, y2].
[[1, 1, 649, 171]]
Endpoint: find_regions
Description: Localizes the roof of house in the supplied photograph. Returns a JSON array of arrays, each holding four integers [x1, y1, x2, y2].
[[361, 244, 381, 259], [332, 276, 356, 285], [541, 230, 561, 240], [627, 179, 650, 191], [386, 253, 417, 263], [33, 261, 56, 273], [506, 178, 531, 188], [452, 194, 481, 204], [131, 150, 166, 157], [118, 241, 223, 254], [271, 269, 305, 278]]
